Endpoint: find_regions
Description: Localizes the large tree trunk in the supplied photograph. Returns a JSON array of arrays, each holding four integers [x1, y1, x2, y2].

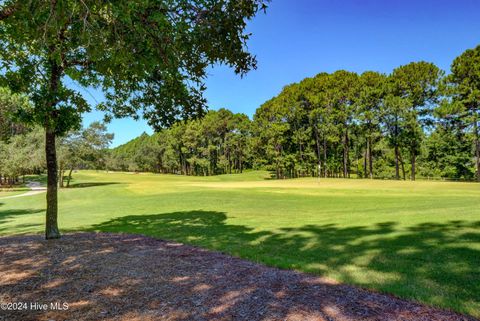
[[44, 51, 62, 240], [45, 129, 60, 239]]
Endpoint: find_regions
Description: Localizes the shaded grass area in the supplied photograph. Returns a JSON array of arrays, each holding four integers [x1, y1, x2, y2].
[[0, 170, 479, 317], [1, 233, 474, 321], [91, 211, 480, 317]]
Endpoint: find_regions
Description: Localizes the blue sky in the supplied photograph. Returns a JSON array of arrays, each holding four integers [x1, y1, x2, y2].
[[82, 0, 480, 147]]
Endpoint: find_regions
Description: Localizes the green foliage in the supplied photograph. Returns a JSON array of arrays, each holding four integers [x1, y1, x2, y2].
[[420, 125, 473, 179], [0, 120, 113, 187], [58, 122, 114, 187], [0, 86, 39, 185], [252, 68, 442, 180], [442, 44, 480, 181], [0, 127, 44, 185], [109, 109, 251, 175], [109, 50, 479, 181], [0, 0, 268, 133], [0, 87, 29, 142]]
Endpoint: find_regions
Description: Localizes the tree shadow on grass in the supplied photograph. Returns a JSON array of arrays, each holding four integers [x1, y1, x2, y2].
[[1, 226, 477, 321], [0, 222, 43, 234], [86, 211, 480, 317], [0, 208, 44, 225], [67, 182, 121, 189], [25, 174, 47, 185]]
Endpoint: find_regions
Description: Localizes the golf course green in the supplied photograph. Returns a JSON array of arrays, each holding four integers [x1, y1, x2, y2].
[[1, 170, 479, 317]]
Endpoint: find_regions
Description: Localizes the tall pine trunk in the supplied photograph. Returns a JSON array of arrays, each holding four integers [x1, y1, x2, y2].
[[45, 129, 60, 239], [275, 145, 280, 179], [363, 148, 367, 178], [410, 153, 416, 181], [323, 138, 328, 178], [475, 119, 480, 182], [239, 153, 243, 173], [314, 126, 322, 178], [368, 137, 373, 179], [394, 145, 400, 180], [343, 130, 349, 178], [476, 140, 480, 182], [399, 152, 406, 180], [394, 120, 400, 180]]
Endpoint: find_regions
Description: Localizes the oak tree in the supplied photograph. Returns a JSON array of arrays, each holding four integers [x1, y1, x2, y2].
[[0, 0, 268, 239]]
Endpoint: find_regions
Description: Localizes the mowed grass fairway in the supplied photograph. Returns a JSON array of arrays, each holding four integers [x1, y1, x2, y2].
[[1, 171, 479, 317]]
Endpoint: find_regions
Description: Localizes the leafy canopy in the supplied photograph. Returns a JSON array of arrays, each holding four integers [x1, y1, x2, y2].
[[0, 0, 268, 133]]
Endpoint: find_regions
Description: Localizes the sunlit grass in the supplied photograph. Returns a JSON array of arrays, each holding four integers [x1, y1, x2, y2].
[[1, 170, 479, 317]]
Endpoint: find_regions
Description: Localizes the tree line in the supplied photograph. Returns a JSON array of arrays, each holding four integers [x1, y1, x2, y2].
[[3, 45, 478, 183], [108, 109, 251, 176], [109, 46, 480, 181]]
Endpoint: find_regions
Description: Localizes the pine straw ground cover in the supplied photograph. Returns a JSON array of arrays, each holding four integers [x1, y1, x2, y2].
[[0, 233, 476, 321]]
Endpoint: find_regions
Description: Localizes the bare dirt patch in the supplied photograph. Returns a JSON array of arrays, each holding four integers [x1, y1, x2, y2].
[[0, 233, 475, 321]]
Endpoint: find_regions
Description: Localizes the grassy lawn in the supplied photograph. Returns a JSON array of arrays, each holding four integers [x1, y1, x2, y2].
[[0, 191, 24, 198], [0, 170, 479, 317], [0, 187, 29, 198]]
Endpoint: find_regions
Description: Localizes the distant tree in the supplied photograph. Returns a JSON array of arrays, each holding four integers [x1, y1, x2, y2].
[[0, 128, 44, 185], [303, 73, 338, 177], [382, 94, 410, 180], [281, 84, 315, 177], [0, 87, 29, 142], [355, 71, 386, 178], [328, 71, 359, 178], [0, 87, 34, 184], [58, 122, 113, 187], [390, 62, 442, 180], [228, 113, 252, 173], [0, 0, 267, 239], [107, 109, 252, 176], [253, 98, 290, 178], [421, 120, 473, 179], [443, 45, 480, 181]]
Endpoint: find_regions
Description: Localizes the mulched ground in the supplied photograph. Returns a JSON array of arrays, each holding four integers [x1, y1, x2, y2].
[[0, 233, 476, 321]]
